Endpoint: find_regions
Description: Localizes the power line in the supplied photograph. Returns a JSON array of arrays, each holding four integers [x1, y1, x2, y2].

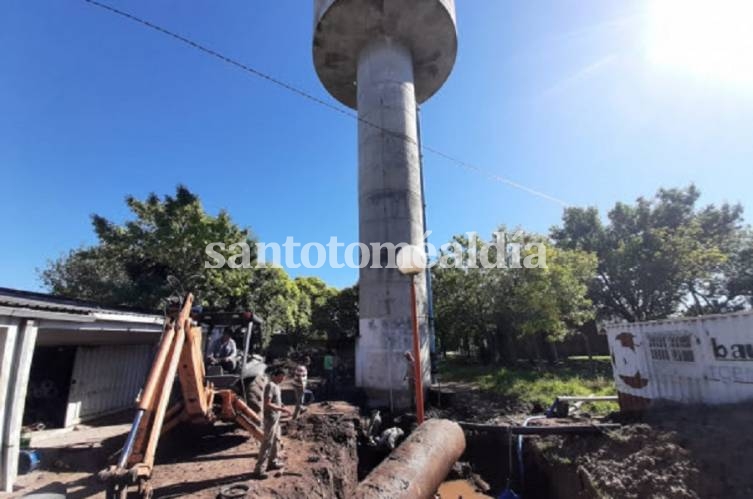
[[82, 0, 570, 207], [420, 145, 570, 206]]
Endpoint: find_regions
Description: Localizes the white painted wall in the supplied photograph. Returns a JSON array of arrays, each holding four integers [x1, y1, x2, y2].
[[0, 320, 37, 493], [607, 311, 753, 408], [0, 322, 18, 493]]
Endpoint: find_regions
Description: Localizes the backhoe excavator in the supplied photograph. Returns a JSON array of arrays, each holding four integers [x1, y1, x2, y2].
[[98, 294, 267, 499]]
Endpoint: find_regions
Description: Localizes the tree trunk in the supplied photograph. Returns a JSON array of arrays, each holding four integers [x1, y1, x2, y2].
[[531, 336, 541, 365], [549, 341, 559, 365], [539, 332, 557, 365], [507, 331, 517, 366], [486, 330, 499, 365], [582, 332, 594, 373], [495, 322, 516, 366], [583, 320, 598, 373]]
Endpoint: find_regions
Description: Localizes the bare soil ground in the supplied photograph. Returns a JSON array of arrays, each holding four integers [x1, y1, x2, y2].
[[8, 402, 360, 499], [432, 361, 753, 499], [14, 360, 750, 499], [532, 402, 753, 499], [427, 380, 529, 424]]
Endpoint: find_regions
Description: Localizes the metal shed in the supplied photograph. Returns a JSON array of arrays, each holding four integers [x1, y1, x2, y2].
[[0, 288, 163, 493], [606, 310, 753, 411]]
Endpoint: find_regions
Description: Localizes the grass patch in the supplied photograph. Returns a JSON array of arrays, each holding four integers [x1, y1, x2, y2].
[[439, 356, 618, 414]]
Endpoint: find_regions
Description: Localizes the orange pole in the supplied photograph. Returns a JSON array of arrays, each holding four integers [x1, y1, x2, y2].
[[410, 275, 425, 424]]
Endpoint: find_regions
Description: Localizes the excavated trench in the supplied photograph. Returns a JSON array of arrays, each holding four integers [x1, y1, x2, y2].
[[355, 411, 514, 498], [252, 391, 561, 498], [446, 426, 586, 498]]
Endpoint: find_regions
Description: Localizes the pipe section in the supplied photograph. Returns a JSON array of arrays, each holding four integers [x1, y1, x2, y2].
[[355, 419, 465, 499]]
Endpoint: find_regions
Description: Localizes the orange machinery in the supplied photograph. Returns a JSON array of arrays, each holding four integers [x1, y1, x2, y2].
[[98, 294, 264, 499]]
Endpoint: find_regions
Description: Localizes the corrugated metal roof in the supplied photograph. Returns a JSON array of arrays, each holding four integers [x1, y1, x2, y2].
[[0, 287, 161, 319]]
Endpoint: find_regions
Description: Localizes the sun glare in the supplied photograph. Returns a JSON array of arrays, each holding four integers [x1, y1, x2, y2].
[[647, 0, 753, 86]]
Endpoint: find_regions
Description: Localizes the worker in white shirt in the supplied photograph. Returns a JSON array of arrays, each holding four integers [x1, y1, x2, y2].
[[292, 364, 308, 419]]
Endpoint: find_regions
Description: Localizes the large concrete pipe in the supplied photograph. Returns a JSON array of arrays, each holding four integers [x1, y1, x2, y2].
[[355, 419, 466, 499]]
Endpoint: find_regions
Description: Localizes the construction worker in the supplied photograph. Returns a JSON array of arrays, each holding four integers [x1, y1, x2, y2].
[[323, 350, 335, 396], [292, 364, 308, 419], [404, 351, 415, 409], [208, 329, 237, 372], [253, 366, 291, 478]]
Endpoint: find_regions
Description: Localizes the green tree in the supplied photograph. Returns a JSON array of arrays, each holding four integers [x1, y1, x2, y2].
[[432, 230, 596, 364], [552, 185, 745, 321], [41, 186, 255, 310], [246, 265, 301, 340], [291, 276, 336, 341], [40, 186, 354, 344], [312, 285, 359, 344], [41, 247, 134, 305], [724, 229, 753, 307]]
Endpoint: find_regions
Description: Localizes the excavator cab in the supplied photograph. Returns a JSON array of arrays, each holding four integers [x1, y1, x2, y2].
[[197, 311, 268, 410]]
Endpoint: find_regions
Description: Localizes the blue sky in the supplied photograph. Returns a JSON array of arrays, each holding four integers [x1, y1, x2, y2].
[[2, 1, 753, 290]]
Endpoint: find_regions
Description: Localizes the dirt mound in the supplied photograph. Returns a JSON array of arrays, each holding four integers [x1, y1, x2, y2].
[[274, 414, 360, 498], [533, 402, 753, 498], [155, 411, 359, 499], [10, 403, 361, 498]]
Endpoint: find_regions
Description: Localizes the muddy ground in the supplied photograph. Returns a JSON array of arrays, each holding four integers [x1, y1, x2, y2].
[[9, 403, 360, 499], [427, 380, 753, 499], [529, 402, 753, 499], [12, 376, 753, 499], [427, 381, 529, 425]]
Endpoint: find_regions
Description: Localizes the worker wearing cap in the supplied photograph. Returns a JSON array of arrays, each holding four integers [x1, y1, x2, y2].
[[292, 364, 308, 419], [404, 351, 415, 409], [208, 330, 237, 372], [253, 367, 291, 478]]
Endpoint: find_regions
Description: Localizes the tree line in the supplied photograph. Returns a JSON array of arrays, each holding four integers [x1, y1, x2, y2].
[[41, 185, 752, 362], [40, 186, 358, 346], [433, 185, 752, 363]]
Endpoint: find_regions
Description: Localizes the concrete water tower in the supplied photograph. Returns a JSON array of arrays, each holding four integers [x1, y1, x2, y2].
[[312, 0, 457, 407]]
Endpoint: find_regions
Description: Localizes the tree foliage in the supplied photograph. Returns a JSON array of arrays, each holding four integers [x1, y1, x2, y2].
[[726, 229, 753, 301], [40, 186, 343, 342], [551, 185, 748, 320], [432, 230, 597, 364], [312, 285, 359, 344], [42, 186, 255, 309]]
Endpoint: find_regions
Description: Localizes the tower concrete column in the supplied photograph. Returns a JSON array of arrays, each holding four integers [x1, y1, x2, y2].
[[313, 0, 457, 408], [356, 38, 428, 406]]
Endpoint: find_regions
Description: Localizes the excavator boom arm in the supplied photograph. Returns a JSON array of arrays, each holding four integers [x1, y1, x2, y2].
[[99, 294, 264, 499]]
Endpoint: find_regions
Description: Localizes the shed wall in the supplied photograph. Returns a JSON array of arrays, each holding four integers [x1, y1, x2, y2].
[[64, 344, 153, 426]]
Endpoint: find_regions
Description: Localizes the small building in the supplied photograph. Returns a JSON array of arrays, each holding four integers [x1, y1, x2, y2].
[[606, 310, 753, 412], [0, 287, 163, 492]]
